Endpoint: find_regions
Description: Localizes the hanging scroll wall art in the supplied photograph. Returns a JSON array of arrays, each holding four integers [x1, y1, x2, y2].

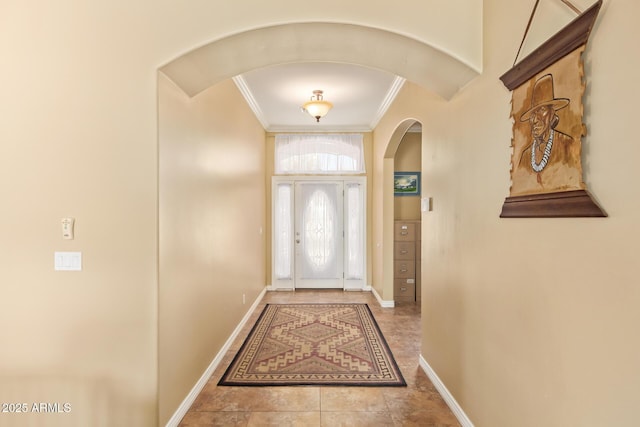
[[500, 0, 606, 217]]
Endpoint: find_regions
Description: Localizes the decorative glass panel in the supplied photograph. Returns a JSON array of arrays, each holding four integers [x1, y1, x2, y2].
[[345, 183, 364, 280], [297, 183, 340, 280], [274, 183, 292, 279]]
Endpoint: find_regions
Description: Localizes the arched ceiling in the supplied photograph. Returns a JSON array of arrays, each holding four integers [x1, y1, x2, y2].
[[160, 22, 480, 131]]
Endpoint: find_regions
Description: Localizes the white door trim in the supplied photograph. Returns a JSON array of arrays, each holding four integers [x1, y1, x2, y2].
[[271, 175, 366, 290]]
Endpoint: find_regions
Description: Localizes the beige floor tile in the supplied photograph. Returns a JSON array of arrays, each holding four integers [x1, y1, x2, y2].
[[385, 390, 459, 426], [179, 410, 251, 426], [193, 387, 319, 412], [320, 387, 389, 412], [247, 411, 320, 426], [389, 407, 460, 427], [321, 411, 395, 427]]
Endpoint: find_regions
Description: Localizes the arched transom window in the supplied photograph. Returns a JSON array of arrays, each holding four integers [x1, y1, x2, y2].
[[275, 134, 365, 174]]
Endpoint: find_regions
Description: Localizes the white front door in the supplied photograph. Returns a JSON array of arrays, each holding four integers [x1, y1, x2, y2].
[[271, 176, 366, 291], [294, 181, 344, 288]]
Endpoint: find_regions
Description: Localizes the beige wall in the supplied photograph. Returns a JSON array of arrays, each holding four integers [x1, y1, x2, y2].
[[0, 3, 161, 425], [8, 1, 639, 426], [394, 132, 422, 220], [374, 0, 640, 425], [0, 2, 479, 425], [158, 76, 266, 424]]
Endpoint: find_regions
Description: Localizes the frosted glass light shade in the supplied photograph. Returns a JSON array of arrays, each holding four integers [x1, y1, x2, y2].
[[302, 90, 333, 122]]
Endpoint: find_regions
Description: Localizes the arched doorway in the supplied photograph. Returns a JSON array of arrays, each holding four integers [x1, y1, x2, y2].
[[382, 119, 422, 304], [158, 21, 478, 425]]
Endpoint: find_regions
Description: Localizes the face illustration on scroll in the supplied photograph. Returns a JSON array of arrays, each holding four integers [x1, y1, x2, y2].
[[530, 104, 555, 141]]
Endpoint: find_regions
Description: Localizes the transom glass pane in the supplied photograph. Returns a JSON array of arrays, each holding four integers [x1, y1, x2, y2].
[[275, 134, 365, 174]]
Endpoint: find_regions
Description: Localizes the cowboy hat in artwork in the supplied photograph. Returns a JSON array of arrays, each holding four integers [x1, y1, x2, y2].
[[520, 74, 569, 122]]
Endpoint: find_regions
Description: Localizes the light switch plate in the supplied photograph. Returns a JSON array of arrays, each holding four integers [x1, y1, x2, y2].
[[61, 218, 75, 240], [54, 252, 82, 271], [421, 197, 433, 212]]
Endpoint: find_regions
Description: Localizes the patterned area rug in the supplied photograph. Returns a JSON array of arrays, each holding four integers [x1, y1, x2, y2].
[[219, 303, 406, 386]]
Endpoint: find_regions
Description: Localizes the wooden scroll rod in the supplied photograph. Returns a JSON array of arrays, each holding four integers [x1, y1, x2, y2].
[[560, 0, 581, 15], [502, 0, 602, 90]]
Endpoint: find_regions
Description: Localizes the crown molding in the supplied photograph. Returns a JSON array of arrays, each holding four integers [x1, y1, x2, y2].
[[369, 76, 406, 129], [232, 75, 269, 129], [235, 73, 406, 133]]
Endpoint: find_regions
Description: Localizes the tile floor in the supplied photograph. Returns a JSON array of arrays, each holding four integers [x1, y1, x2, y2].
[[179, 290, 460, 426]]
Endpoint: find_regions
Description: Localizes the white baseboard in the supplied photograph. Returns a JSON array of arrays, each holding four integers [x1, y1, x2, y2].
[[371, 286, 395, 308], [165, 288, 266, 427], [419, 355, 474, 427]]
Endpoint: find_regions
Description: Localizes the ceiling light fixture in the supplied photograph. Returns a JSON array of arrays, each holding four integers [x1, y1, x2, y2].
[[302, 90, 333, 122]]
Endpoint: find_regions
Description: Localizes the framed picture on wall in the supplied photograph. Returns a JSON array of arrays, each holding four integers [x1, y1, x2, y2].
[[394, 172, 420, 196], [498, 0, 605, 217]]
